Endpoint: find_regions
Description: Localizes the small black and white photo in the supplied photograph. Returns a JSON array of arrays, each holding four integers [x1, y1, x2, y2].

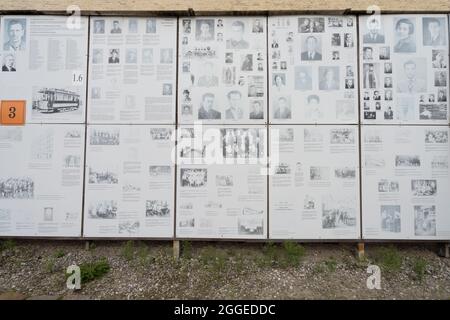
[[273, 96, 291, 119], [225, 52, 233, 64], [305, 94, 323, 120], [298, 17, 312, 33], [128, 19, 138, 33], [384, 76, 393, 88], [364, 111, 376, 120], [322, 198, 357, 229], [434, 71, 447, 87], [379, 46, 390, 60], [222, 66, 236, 85], [301, 35, 322, 61], [344, 33, 354, 47], [432, 50, 447, 68], [278, 128, 294, 142], [182, 19, 191, 33], [384, 62, 392, 74], [92, 49, 103, 64], [381, 205, 401, 233], [328, 17, 343, 28], [2, 53, 16, 72], [385, 90, 393, 101], [241, 54, 253, 71], [198, 93, 221, 120], [247, 76, 264, 97], [221, 128, 264, 159], [0, 177, 34, 199], [226, 20, 250, 49], [397, 59, 427, 93], [425, 129, 448, 143], [304, 128, 323, 143], [331, 33, 341, 46], [197, 61, 219, 87], [216, 175, 233, 187], [64, 155, 81, 168], [336, 100, 355, 120], [363, 17, 385, 43], [252, 18, 264, 33], [88, 200, 117, 219], [280, 61, 287, 70], [346, 65, 354, 77], [110, 20, 122, 34], [149, 165, 171, 177], [363, 63, 379, 89], [145, 200, 170, 217], [319, 66, 339, 90], [414, 205, 436, 236], [118, 221, 140, 234], [411, 179, 437, 196], [146, 18, 156, 33], [3, 18, 27, 51], [238, 216, 264, 235], [93, 19, 105, 34], [311, 18, 325, 32], [249, 100, 264, 119], [310, 166, 330, 180], [108, 49, 120, 64], [437, 89, 447, 102], [330, 128, 355, 144], [363, 47, 373, 60], [345, 78, 354, 89], [90, 128, 120, 145], [378, 180, 399, 192], [395, 155, 421, 167], [180, 168, 207, 187], [88, 167, 118, 184], [43, 207, 54, 222], [142, 48, 153, 64], [225, 90, 244, 120], [429, 94, 436, 102], [275, 163, 291, 174], [125, 48, 137, 64], [196, 19, 215, 41], [160, 48, 173, 64], [422, 17, 447, 46], [162, 83, 173, 96], [217, 19, 224, 28], [272, 73, 286, 91], [393, 17, 416, 53], [332, 51, 340, 60], [182, 36, 188, 45]]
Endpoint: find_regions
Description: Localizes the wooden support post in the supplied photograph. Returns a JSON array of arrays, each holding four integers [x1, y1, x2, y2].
[[173, 240, 180, 260], [357, 242, 365, 260], [438, 243, 450, 258], [85, 240, 90, 251]]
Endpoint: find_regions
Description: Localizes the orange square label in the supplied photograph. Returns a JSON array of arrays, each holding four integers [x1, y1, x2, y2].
[[0, 100, 26, 125]]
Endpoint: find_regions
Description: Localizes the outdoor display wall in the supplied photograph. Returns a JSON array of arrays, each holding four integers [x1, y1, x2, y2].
[[0, 125, 85, 236], [0, 15, 89, 123], [83, 125, 175, 237], [359, 14, 449, 124], [0, 14, 449, 241], [88, 17, 177, 124], [269, 16, 358, 124]]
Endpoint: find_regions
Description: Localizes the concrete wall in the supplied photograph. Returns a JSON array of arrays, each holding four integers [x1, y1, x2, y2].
[[0, 0, 449, 15]]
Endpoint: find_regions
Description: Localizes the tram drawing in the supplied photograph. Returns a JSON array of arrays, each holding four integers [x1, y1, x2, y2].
[[33, 88, 81, 113]]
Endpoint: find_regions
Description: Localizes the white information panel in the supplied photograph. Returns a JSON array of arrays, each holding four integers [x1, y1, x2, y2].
[[269, 125, 360, 239], [362, 126, 450, 239], [178, 17, 267, 124], [0, 125, 84, 237], [0, 16, 88, 123], [84, 125, 175, 238], [88, 17, 177, 124], [176, 125, 267, 239], [269, 16, 358, 124], [359, 14, 449, 124]]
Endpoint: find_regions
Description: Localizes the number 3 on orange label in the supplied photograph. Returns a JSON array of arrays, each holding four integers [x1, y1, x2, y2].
[[0, 100, 26, 125]]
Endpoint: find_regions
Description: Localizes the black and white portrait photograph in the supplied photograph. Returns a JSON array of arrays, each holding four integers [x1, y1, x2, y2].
[[272, 74, 286, 92], [379, 46, 390, 60], [108, 49, 120, 64], [197, 61, 219, 87], [393, 17, 416, 53], [331, 33, 341, 46], [381, 205, 401, 233], [363, 63, 379, 89], [88, 200, 117, 219], [146, 18, 156, 33], [162, 83, 173, 96], [437, 89, 447, 102], [2, 53, 16, 72], [363, 47, 374, 60], [273, 96, 291, 119], [110, 20, 122, 34], [432, 50, 447, 68], [196, 19, 215, 41], [422, 17, 447, 46], [128, 19, 138, 33], [241, 54, 253, 71], [225, 90, 244, 120], [182, 19, 191, 33], [363, 17, 385, 43], [344, 33, 354, 47], [160, 48, 173, 64], [142, 48, 153, 64], [434, 71, 447, 87], [198, 93, 221, 119], [93, 19, 105, 34], [396, 59, 427, 93], [319, 66, 339, 90], [249, 100, 264, 119], [252, 18, 264, 33], [3, 18, 27, 51], [227, 20, 249, 49], [301, 35, 322, 61], [345, 78, 355, 89], [414, 205, 436, 236], [125, 48, 137, 64]]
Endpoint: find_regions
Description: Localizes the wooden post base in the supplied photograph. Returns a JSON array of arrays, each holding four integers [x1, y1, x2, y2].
[[357, 242, 365, 259], [173, 240, 180, 260], [438, 243, 450, 258]]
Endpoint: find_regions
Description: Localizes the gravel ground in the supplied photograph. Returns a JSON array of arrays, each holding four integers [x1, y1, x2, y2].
[[0, 240, 449, 300]]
